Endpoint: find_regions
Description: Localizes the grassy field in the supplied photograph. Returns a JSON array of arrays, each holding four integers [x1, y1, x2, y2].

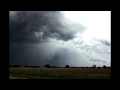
[[9, 67, 111, 79]]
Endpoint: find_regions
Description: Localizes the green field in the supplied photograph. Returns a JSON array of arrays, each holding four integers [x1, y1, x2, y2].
[[9, 67, 111, 79]]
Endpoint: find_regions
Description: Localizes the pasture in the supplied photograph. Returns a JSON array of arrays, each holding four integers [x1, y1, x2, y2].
[[9, 67, 111, 79]]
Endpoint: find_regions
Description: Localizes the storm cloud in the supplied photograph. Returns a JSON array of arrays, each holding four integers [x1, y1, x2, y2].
[[9, 11, 84, 44], [9, 11, 111, 67]]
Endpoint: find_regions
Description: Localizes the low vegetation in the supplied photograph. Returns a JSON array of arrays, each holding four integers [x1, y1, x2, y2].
[[9, 67, 110, 79]]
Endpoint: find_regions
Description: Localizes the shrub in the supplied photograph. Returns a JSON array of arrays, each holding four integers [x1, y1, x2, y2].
[[45, 64, 51, 68], [65, 65, 70, 68], [102, 65, 106, 68], [92, 64, 96, 68]]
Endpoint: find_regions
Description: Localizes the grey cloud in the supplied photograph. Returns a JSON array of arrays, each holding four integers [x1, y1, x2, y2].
[[90, 58, 107, 64], [90, 59, 102, 62], [102, 61, 107, 63], [95, 39, 111, 46], [9, 11, 110, 67], [9, 42, 61, 66], [9, 42, 90, 67], [9, 11, 85, 44]]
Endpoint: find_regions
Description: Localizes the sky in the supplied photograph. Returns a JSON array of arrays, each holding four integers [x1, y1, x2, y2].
[[9, 11, 111, 67]]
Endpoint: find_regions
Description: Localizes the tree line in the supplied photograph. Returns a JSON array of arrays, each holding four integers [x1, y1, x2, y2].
[[9, 64, 110, 68]]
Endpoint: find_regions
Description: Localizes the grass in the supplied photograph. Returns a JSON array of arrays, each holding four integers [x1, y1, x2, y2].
[[9, 67, 111, 79]]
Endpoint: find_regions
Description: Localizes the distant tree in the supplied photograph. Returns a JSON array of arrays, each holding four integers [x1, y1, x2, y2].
[[65, 65, 70, 68], [53, 66, 56, 68], [92, 64, 96, 68], [24, 65, 29, 67], [45, 64, 51, 68], [13, 65, 22, 67], [102, 65, 106, 68]]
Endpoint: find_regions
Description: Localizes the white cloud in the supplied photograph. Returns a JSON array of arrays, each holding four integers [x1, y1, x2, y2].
[[61, 11, 111, 66], [63, 11, 111, 42]]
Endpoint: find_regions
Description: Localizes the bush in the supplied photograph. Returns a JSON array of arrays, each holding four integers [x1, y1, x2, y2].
[[45, 64, 51, 68], [102, 65, 106, 68], [92, 64, 96, 68], [53, 66, 56, 68], [65, 65, 70, 68]]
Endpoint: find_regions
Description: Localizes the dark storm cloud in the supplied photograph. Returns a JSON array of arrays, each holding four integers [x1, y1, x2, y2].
[[9, 42, 60, 66], [9, 41, 87, 67], [9, 11, 86, 67], [9, 11, 111, 67], [9, 11, 85, 44], [47, 48, 69, 67]]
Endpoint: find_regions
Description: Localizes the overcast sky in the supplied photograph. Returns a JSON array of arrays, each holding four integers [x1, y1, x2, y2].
[[9, 11, 111, 67]]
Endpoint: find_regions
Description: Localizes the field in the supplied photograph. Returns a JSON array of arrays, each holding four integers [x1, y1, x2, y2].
[[9, 67, 111, 79]]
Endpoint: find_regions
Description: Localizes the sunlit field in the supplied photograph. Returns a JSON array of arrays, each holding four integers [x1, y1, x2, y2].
[[9, 67, 111, 79]]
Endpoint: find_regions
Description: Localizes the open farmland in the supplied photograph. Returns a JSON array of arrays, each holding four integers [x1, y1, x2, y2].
[[9, 67, 111, 79]]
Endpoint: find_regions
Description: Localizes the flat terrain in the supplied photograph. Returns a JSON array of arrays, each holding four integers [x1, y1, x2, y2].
[[9, 76, 27, 79], [9, 67, 111, 79]]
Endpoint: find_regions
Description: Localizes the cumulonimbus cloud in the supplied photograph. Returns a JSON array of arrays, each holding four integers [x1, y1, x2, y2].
[[9, 11, 85, 44], [9, 11, 111, 67]]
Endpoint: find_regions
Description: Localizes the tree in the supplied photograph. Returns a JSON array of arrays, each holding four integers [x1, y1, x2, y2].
[[102, 65, 106, 68], [92, 64, 96, 68], [53, 66, 56, 68], [65, 65, 70, 68], [45, 64, 51, 68]]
